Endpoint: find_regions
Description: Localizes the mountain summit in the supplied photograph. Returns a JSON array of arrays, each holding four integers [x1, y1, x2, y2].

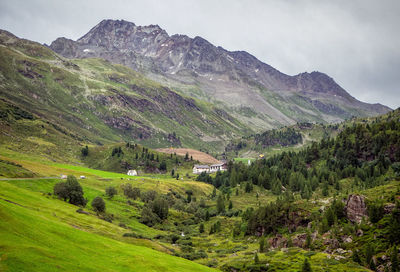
[[50, 19, 390, 129]]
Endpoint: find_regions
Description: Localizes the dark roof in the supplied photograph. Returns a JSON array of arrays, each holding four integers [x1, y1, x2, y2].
[[194, 165, 210, 169]]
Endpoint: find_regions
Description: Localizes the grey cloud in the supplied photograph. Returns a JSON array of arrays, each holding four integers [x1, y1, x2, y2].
[[0, 0, 398, 108]]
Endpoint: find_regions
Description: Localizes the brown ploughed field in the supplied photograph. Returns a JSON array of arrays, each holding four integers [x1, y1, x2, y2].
[[156, 148, 220, 164]]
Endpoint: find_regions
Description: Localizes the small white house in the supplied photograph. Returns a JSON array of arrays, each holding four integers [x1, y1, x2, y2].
[[60, 175, 67, 179], [193, 165, 210, 174], [80, 175, 86, 179], [127, 170, 137, 176]]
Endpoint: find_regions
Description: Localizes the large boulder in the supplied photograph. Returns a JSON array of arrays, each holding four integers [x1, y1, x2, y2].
[[269, 234, 287, 249], [345, 194, 368, 223]]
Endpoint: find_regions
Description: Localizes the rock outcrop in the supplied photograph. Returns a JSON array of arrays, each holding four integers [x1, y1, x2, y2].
[[345, 194, 368, 223], [268, 234, 287, 249]]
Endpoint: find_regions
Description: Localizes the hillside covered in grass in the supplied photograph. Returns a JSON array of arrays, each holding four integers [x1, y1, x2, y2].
[[0, 146, 375, 272], [0, 29, 247, 153]]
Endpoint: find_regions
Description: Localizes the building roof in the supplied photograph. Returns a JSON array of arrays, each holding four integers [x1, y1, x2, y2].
[[210, 163, 224, 167], [194, 165, 210, 169]]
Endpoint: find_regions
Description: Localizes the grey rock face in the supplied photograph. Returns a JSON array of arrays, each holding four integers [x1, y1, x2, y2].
[[345, 194, 368, 223], [49, 19, 391, 129]]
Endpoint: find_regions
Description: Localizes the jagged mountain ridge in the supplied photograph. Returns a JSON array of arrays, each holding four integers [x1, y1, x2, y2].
[[0, 29, 247, 152], [49, 19, 390, 130]]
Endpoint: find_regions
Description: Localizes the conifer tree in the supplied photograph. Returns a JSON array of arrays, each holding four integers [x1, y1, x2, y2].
[[199, 223, 204, 234], [259, 236, 265, 252], [302, 258, 312, 272], [217, 194, 225, 214], [391, 246, 399, 272], [254, 253, 259, 264]]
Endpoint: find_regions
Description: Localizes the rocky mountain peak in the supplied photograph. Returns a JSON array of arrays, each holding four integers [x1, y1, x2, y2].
[[76, 19, 169, 54], [49, 19, 391, 128], [293, 71, 352, 99]]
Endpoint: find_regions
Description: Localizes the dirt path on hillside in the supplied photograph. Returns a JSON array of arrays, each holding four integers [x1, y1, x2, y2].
[[156, 148, 220, 164], [0, 177, 59, 180]]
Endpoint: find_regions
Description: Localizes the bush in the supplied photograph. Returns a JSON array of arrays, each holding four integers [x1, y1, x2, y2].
[[99, 213, 113, 223], [122, 184, 140, 200], [105, 186, 117, 198], [123, 232, 145, 239], [141, 190, 157, 203], [152, 197, 169, 220], [170, 234, 180, 244], [81, 145, 89, 156], [140, 206, 159, 227], [54, 182, 68, 201], [53, 175, 86, 207], [92, 196, 106, 213], [159, 160, 167, 171], [367, 201, 385, 223]]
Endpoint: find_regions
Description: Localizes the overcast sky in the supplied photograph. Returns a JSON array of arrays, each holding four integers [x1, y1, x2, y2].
[[1, 0, 399, 109]]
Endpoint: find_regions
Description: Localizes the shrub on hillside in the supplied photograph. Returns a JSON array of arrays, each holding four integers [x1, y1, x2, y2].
[[139, 195, 169, 227], [152, 197, 169, 220], [54, 175, 87, 206], [140, 206, 160, 227], [121, 183, 140, 200], [92, 196, 106, 213], [105, 186, 117, 198], [141, 190, 157, 203], [367, 201, 385, 223], [53, 182, 68, 201], [81, 145, 89, 156]]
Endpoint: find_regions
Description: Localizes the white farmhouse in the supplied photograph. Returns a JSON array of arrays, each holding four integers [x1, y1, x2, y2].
[[127, 170, 137, 176], [193, 165, 210, 174], [193, 162, 227, 174]]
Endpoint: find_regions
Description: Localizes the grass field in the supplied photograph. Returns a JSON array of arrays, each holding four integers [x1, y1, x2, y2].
[[233, 158, 256, 164], [51, 163, 131, 178], [0, 182, 218, 272]]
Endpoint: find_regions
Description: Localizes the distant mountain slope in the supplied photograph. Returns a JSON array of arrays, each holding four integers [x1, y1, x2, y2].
[[0, 29, 247, 152], [50, 19, 390, 130]]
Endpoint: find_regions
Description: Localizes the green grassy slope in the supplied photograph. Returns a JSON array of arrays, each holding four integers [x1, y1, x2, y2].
[[0, 146, 377, 271], [0, 159, 373, 272], [0, 181, 217, 272]]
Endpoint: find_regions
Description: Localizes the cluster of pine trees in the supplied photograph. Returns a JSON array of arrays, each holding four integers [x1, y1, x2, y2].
[[254, 127, 303, 147], [200, 113, 400, 199], [224, 127, 303, 154]]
